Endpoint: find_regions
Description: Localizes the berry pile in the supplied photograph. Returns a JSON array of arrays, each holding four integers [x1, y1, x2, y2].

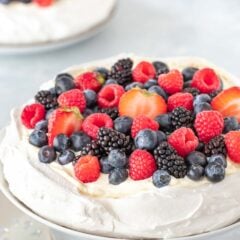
[[0, 0, 54, 7], [21, 58, 240, 187]]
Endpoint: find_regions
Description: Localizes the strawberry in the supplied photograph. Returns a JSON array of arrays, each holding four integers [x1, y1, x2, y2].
[[194, 110, 224, 143], [158, 69, 183, 94], [48, 107, 83, 146], [98, 84, 125, 108], [74, 155, 100, 183], [131, 115, 159, 138], [225, 131, 240, 163], [82, 113, 113, 139], [34, 0, 54, 7], [21, 103, 45, 129], [167, 92, 194, 111], [119, 88, 167, 119], [129, 150, 157, 180], [75, 72, 104, 92], [57, 89, 86, 113], [168, 127, 199, 157], [211, 87, 240, 122], [132, 61, 156, 84]]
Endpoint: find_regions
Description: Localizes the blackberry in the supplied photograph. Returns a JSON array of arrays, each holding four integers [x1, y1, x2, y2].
[[35, 90, 58, 110], [109, 58, 133, 85], [183, 87, 200, 97], [99, 108, 119, 120], [153, 142, 187, 178], [204, 135, 227, 157], [98, 128, 133, 154], [170, 107, 194, 130]]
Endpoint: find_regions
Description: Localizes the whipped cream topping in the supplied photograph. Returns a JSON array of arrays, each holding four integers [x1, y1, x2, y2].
[[0, 0, 116, 44], [1, 55, 240, 239]]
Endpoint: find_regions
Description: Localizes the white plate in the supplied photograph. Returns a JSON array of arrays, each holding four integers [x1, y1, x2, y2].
[[0, 3, 117, 55]]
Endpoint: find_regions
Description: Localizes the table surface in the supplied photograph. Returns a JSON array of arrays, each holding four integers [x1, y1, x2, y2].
[[1, 0, 240, 239]]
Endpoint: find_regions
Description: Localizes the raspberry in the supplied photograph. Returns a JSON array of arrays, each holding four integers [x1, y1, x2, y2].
[[131, 115, 159, 138], [158, 69, 183, 95], [191, 68, 220, 94], [167, 92, 194, 111], [225, 131, 240, 163], [75, 72, 104, 92], [34, 0, 54, 7], [21, 103, 45, 129], [129, 150, 157, 180], [57, 89, 86, 113], [82, 113, 113, 139], [194, 110, 224, 143], [74, 155, 100, 183], [132, 61, 156, 84], [97, 84, 125, 108], [168, 127, 199, 157]]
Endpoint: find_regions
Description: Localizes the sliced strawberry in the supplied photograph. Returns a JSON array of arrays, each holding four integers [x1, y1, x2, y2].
[[211, 87, 240, 122], [48, 107, 83, 146]]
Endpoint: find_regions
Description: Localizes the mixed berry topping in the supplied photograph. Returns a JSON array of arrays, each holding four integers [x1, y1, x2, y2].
[[21, 58, 240, 188]]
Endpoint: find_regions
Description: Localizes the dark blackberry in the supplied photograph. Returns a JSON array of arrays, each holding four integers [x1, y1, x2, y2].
[[204, 135, 227, 157], [98, 128, 133, 154], [170, 107, 194, 130], [109, 58, 133, 85], [35, 90, 58, 110], [209, 89, 222, 99], [153, 142, 187, 178], [99, 108, 119, 120], [183, 87, 200, 97]]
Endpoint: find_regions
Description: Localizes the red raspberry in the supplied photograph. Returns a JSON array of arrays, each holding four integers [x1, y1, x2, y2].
[[168, 127, 199, 157], [132, 61, 156, 84], [98, 84, 125, 108], [191, 68, 220, 93], [131, 115, 159, 138], [21, 103, 45, 129], [82, 113, 113, 139], [75, 72, 104, 92], [158, 69, 183, 95], [57, 89, 86, 113], [129, 150, 157, 180], [194, 110, 224, 143], [34, 0, 54, 7], [74, 155, 100, 183], [225, 131, 240, 163], [167, 92, 193, 111]]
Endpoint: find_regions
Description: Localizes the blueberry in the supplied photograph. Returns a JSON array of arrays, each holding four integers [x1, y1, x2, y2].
[[70, 131, 91, 151], [156, 131, 167, 144], [108, 150, 128, 168], [155, 114, 172, 132], [58, 150, 75, 165], [223, 117, 239, 133], [55, 73, 75, 95], [100, 156, 114, 174], [29, 130, 48, 147], [187, 164, 204, 181], [183, 80, 192, 88], [144, 79, 157, 89], [148, 86, 168, 100], [53, 134, 71, 152], [83, 90, 97, 108], [38, 146, 56, 164], [0, 0, 11, 4], [83, 108, 94, 118], [134, 129, 158, 151], [104, 79, 118, 85], [35, 120, 48, 132], [114, 116, 133, 134], [186, 151, 207, 167], [109, 168, 128, 185], [205, 163, 225, 183], [152, 170, 171, 188], [194, 94, 211, 106], [125, 82, 144, 91], [95, 67, 109, 80], [45, 108, 55, 120], [152, 61, 169, 75], [207, 154, 227, 168], [194, 102, 212, 114], [182, 67, 198, 82], [49, 87, 58, 97]]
